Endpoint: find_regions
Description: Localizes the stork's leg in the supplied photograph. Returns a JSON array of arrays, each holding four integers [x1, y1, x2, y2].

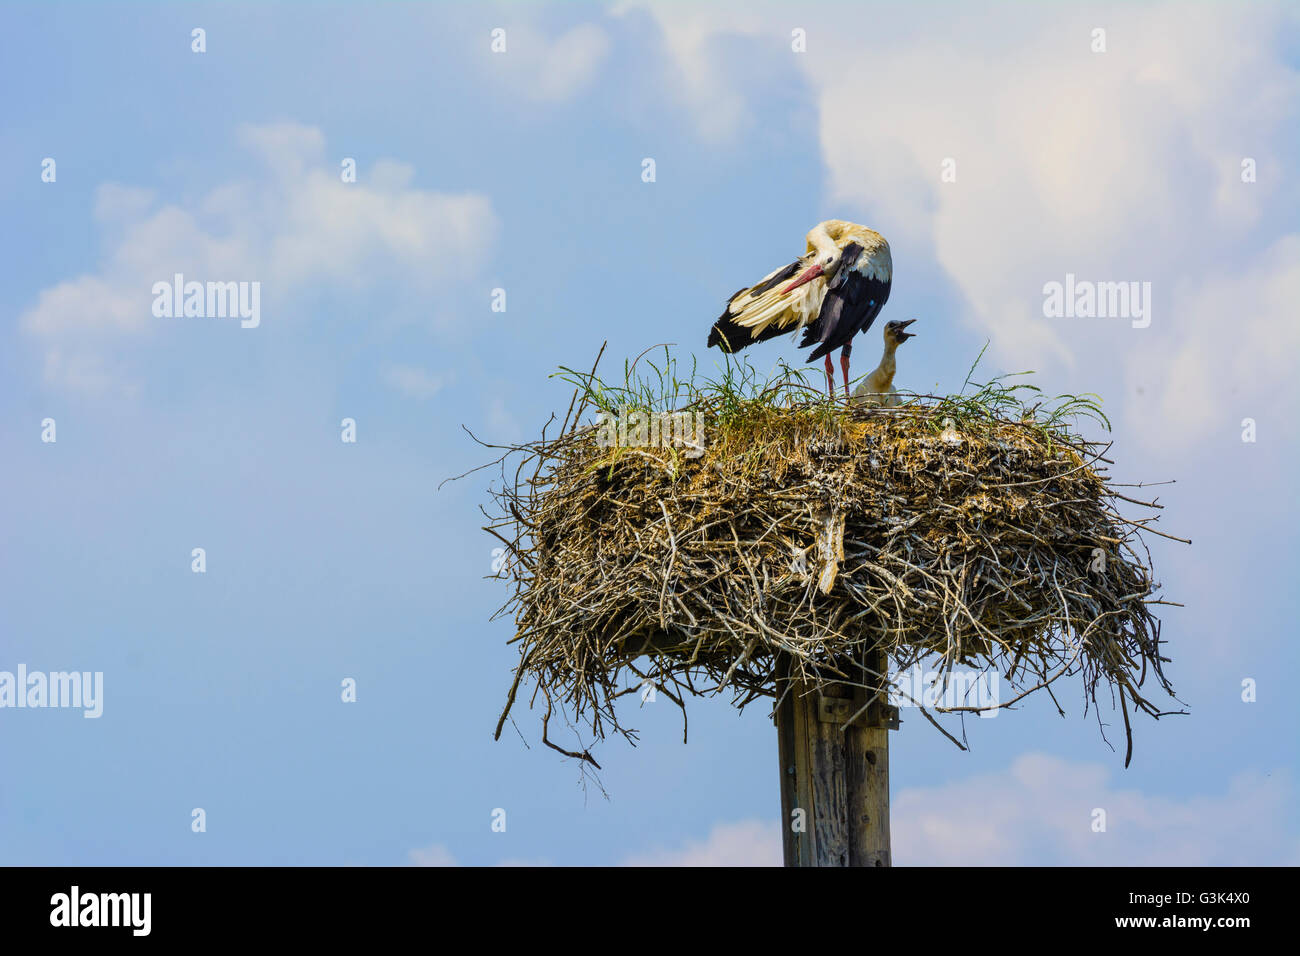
[[824, 355, 836, 398], [840, 344, 853, 402]]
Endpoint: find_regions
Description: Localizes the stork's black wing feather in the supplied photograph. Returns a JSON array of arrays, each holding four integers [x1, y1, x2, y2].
[[707, 259, 802, 352], [799, 242, 891, 361], [708, 312, 797, 353], [744, 260, 801, 299]]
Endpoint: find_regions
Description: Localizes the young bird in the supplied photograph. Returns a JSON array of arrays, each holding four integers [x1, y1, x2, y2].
[[851, 319, 917, 408]]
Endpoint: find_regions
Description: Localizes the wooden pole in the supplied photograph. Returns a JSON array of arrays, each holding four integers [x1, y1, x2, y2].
[[775, 649, 896, 866]]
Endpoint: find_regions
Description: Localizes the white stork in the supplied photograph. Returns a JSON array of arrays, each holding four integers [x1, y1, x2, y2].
[[707, 220, 893, 399], [851, 319, 917, 408]]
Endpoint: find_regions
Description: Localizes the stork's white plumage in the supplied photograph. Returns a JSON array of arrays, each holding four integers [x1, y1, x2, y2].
[[707, 220, 892, 399], [851, 319, 917, 408]]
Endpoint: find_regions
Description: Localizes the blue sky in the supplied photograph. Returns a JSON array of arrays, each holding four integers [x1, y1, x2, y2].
[[1, 1, 1298, 865]]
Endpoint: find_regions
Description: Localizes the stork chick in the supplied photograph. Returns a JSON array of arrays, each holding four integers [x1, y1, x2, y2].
[[851, 320, 917, 408]]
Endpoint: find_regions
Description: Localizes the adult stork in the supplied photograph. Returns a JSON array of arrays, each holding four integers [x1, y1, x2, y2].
[[706, 220, 892, 399]]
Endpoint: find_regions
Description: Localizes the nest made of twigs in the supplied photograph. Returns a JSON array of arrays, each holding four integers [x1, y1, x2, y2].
[[483, 388, 1184, 768]]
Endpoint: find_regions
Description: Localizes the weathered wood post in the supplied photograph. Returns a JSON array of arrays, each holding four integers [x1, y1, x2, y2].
[[775, 647, 897, 866]]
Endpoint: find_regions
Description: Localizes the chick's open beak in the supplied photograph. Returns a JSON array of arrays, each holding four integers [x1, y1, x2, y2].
[[896, 318, 917, 341]]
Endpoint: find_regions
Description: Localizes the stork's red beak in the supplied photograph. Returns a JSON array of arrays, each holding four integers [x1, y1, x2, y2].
[[780, 263, 824, 294]]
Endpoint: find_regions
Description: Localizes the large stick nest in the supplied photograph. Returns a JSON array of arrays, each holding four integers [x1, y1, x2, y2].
[[483, 373, 1184, 768]]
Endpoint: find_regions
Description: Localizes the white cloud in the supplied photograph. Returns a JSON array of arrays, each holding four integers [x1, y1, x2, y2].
[[41, 348, 137, 399], [612, 755, 1298, 867], [235, 121, 326, 177], [620, 819, 781, 866], [893, 753, 1299, 865], [803, 4, 1300, 424], [385, 364, 453, 400], [1134, 234, 1300, 450], [623, 1, 1300, 448], [488, 22, 611, 102], [23, 273, 151, 338], [21, 122, 497, 394], [613, 1, 771, 141], [406, 843, 549, 867], [408, 843, 458, 867], [93, 184, 156, 222]]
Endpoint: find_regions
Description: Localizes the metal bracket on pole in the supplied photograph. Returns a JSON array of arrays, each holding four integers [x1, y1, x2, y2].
[[817, 693, 899, 730], [865, 699, 900, 731]]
